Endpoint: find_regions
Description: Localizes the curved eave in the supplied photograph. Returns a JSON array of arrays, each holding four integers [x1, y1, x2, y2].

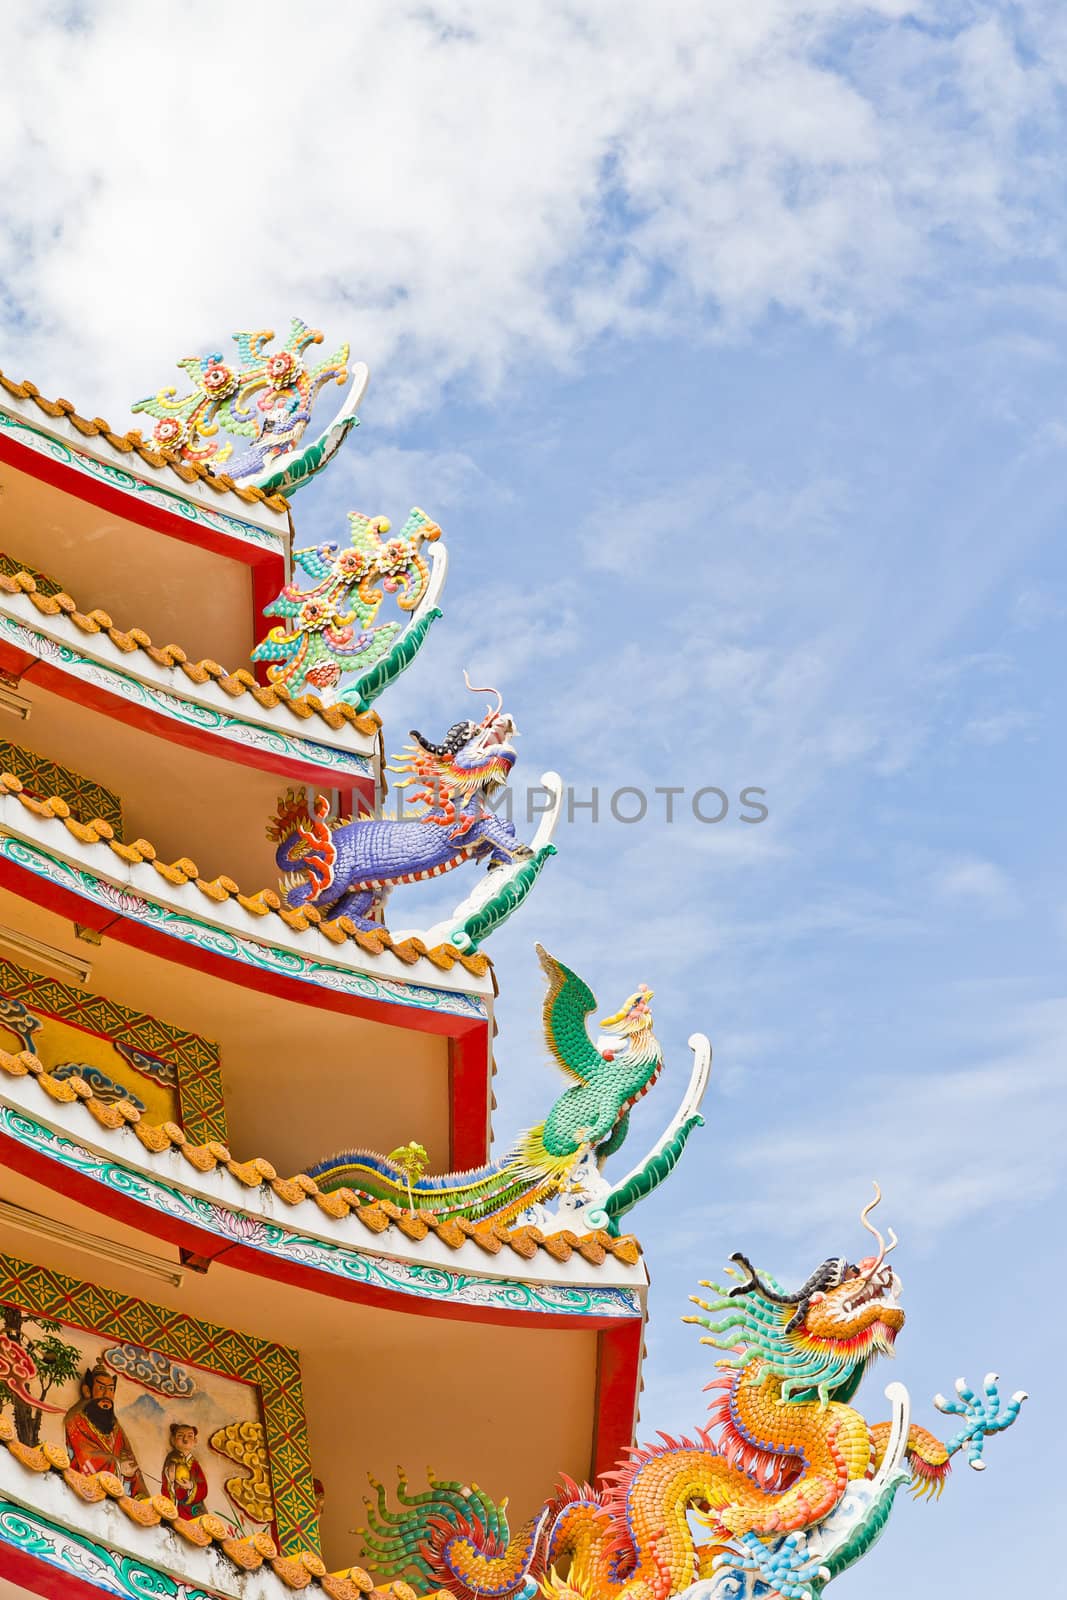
[[0, 390, 289, 573], [0, 799, 495, 1166], [0, 1080, 646, 1330], [0, 1481, 336, 1600], [0, 585, 378, 795], [0, 792, 490, 1015], [0, 1080, 646, 1485]]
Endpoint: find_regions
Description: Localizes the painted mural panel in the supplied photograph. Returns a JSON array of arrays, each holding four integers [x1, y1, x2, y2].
[[0, 955, 227, 1142], [0, 734, 123, 832], [0, 1300, 273, 1535]]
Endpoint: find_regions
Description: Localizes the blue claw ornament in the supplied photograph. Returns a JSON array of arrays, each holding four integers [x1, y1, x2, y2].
[[716, 1531, 830, 1600], [933, 1372, 1028, 1470]]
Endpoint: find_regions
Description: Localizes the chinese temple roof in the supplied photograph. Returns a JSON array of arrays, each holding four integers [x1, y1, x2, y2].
[[0, 1043, 642, 1268], [0, 1417, 430, 1599], [0, 568, 380, 737], [0, 771, 489, 977], [0, 370, 291, 512]]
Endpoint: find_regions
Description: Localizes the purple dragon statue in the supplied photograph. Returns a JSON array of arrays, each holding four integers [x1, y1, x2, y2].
[[268, 679, 533, 930]]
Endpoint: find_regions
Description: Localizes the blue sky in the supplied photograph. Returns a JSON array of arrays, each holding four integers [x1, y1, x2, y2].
[[2, 4, 1062, 1594]]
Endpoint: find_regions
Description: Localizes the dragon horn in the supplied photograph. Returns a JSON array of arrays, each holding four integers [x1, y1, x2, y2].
[[726, 1252, 802, 1306], [859, 1181, 898, 1279], [409, 721, 476, 759], [463, 669, 503, 716]]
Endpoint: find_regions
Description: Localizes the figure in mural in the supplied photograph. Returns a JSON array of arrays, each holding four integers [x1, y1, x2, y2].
[[361, 1190, 1025, 1599], [309, 945, 708, 1236], [268, 678, 535, 931], [64, 1362, 147, 1497], [160, 1422, 209, 1519]]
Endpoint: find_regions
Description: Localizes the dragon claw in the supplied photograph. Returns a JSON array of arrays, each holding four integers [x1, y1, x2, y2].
[[721, 1530, 828, 1600], [935, 1371, 1026, 1469]]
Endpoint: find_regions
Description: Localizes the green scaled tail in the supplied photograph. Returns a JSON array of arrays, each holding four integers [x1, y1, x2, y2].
[[312, 1143, 558, 1221], [254, 415, 358, 499], [450, 845, 557, 953], [359, 1469, 511, 1586]]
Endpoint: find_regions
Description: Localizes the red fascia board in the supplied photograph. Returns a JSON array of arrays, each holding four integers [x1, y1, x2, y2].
[[0, 428, 286, 593], [0, 855, 491, 1169], [0, 1537, 125, 1600], [0, 1124, 640, 1352], [591, 1319, 645, 1480], [0, 645, 376, 806]]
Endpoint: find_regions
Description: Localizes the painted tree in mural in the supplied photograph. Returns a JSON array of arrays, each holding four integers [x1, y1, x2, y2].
[[0, 1306, 81, 1446]]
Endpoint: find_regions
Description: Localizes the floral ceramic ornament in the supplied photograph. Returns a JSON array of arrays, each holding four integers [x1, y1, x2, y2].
[[131, 318, 363, 494], [251, 508, 441, 699]]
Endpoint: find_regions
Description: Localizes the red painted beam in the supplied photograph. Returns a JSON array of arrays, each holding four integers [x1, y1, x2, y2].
[[0, 850, 491, 1167], [11, 652, 376, 804], [0, 1535, 125, 1600], [591, 1318, 645, 1480], [0, 1126, 641, 1353], [0, 428, 285, 592]]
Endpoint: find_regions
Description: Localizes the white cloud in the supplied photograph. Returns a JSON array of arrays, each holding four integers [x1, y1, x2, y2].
[[0, 3, 1059, 422], [961, 708, 1036, 744], [664, 993, 1067, 1263], [933, 856, 1019, 916]]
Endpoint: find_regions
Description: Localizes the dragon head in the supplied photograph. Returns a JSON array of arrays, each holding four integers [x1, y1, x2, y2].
[[594, 981, 661, 1124], [393, 677, 518, 810], [686, 1185, 904, 1404], [598, 982, 654, 1039]]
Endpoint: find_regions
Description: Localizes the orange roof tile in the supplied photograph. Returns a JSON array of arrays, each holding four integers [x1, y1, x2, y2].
[[0, 1045, 642, 1270], [0, 370, 290, 513], [0, 568, 381, 738], [0, 1413, 436, 1597], [0, 773, 489, 978]]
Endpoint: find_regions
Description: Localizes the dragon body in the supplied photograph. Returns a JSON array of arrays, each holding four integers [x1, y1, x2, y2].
[[361, 1195, 1024, 1599], [268, 684, 534, 932], [309, 946, 665, 1217]]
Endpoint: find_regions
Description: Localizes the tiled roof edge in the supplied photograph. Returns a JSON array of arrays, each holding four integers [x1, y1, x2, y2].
[[0, 1046, 641, 1270], [0, 369, 290, 513], [0, 775, 489, 978], [0, 1416, 436, 1598], [0, 569, 380, 738]]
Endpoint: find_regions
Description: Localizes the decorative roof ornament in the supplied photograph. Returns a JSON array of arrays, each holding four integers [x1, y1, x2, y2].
[[307, 946, 709, 1229], [266, 677, 543, 933], [131, 318, 367, 497], [362, 1194, 1026, 1599], [251, 508, 445, 705]]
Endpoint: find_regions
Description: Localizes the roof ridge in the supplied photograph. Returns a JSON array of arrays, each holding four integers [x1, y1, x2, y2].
[[0, 1045, 641, 1270], [0, 773, 485, 977], [0, 368, 290, 512], [0, 567, 381, 737]]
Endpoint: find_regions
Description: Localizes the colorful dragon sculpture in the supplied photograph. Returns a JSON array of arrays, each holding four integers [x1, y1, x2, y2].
[[360, 1190, 1024, 1600], [268, 680, 536, 931], [308, 946, 707, 1233], [132, 318, 364, 494], [251, 508, 443, 702]]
